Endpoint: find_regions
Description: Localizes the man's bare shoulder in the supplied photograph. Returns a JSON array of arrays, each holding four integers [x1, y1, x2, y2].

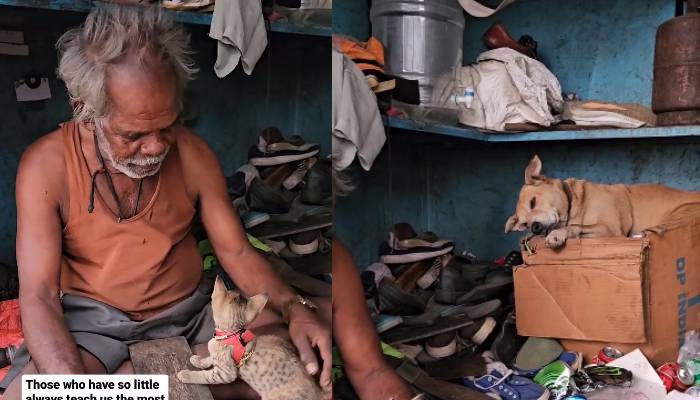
[[174, 128, 224, 200], [175, 128, 219, 169], [17, 128, 66, 197]]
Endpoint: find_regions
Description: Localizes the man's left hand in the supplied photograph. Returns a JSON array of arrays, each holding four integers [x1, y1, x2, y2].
[[288, 304, 332, 394]]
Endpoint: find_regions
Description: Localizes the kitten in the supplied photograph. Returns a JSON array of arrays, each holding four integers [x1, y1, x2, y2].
[[177, 277, 324, 400]]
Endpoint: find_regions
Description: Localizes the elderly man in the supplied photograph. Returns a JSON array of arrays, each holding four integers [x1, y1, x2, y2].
[[0, 6, 330, 399]]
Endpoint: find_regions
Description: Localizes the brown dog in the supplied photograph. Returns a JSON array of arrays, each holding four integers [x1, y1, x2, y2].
[[505, 155, 700, 248]]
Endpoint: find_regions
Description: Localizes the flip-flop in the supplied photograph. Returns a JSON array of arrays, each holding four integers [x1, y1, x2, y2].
[[422, 348, 486, 380], [379, 241, 455, 264], [381, 314, 475, 346], [403, 297, 502, 327], [386, 356, 492, 400], [456, 273, 513, 305]]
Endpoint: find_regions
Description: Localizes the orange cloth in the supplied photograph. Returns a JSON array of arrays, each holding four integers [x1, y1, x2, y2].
[[60, 121, 202, 321], [335, 36, 386, 75], [0, 299, 22, 383]]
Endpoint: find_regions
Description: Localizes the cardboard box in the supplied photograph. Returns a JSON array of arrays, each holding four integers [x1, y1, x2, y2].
[[513, 214, 700, 366]]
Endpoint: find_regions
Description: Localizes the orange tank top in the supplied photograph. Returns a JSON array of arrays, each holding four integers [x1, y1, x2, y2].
[[60, 121, 203, 321]]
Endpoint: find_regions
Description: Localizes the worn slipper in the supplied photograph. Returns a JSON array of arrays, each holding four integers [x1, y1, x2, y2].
[[490, 310, 527, 365], [379, 241, 454, 264], [378, 278, 427, 316], [422, 348, 486, 380], [514, 337, 564, 371], [386, 356, 492, 400], [403, 298, 502, 327], [456, 273, 513, 305], [381, 314, 475, 346]]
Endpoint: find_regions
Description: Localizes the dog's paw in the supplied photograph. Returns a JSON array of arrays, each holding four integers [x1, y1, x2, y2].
[[545, 229, 567, 248]]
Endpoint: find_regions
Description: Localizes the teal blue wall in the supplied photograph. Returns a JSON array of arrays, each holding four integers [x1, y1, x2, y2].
[[462, 0, 674, 106], [332, 0, 370, 40], [334, 0, 700, 268], [336, 135, 700, 267], [0, 7, 330, 265]]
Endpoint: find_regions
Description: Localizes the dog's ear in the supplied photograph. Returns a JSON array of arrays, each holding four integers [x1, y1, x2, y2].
[[245, 293, 269, 322], [505, 214, 526, 233], [525, 155, 543, 185]]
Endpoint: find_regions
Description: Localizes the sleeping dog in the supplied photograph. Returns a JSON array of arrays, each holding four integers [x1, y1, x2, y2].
[[505, 155, 700, 248]]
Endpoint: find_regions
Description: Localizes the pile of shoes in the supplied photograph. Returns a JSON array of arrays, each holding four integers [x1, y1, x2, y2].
[[360, 222, 561, 398], [226, 127, 332, 298], [363, 223, 643, 399]]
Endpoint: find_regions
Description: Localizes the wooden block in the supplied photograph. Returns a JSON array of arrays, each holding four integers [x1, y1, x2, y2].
[[129, 337, 214, 400]]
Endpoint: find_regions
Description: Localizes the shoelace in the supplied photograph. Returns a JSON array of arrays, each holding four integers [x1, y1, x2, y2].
[[474, 370, 513, 391]]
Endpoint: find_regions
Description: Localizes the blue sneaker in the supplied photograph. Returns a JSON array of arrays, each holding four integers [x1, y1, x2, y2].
[[463, 370, 550, 400]]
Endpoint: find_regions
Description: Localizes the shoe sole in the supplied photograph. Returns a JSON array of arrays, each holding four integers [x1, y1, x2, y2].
[[456, 276, 514, 305], [380, 246, 454, 264], [469, 317, 497, 346], [376, 316, 403, 334], [381, 315, 474, 345], [244, 214, 270, 228], [462, 299, 503, 319], [249, 149, 319, 166], [425, 337, 457, 359], [289, 238, 319, 255], [393, 238, 453, 250]]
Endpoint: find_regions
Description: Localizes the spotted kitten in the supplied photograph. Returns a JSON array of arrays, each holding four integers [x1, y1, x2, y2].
[[177, 277, 323, 400]]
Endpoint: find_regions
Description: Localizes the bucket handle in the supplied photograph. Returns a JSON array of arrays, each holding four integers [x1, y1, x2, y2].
[[457, 0, 516, 18]]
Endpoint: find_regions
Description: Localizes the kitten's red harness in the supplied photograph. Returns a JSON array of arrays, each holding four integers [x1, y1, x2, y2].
[[214, 328, 256, 367]]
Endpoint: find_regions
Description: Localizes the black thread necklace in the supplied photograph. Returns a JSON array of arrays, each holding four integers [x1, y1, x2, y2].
[[88, 133, 144, 222]]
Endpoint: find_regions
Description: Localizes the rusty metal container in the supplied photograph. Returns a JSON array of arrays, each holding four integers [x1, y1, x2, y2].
[[652, 1, 700, 126]]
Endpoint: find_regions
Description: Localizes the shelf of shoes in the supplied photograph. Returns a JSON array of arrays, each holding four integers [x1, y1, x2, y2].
[[0, 0, 332, 37], [383, 115, 700, 142]]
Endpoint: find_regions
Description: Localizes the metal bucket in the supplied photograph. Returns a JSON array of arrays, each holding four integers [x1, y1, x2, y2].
[[371, 0, 465, 105], [652, 5, 700, 126]]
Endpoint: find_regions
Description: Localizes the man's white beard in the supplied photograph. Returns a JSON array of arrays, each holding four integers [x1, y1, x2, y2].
[[95, 128, 169, 179]]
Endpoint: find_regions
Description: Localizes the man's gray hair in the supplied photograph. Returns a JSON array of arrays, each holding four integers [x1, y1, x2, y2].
[[57, 5, 198, 124]]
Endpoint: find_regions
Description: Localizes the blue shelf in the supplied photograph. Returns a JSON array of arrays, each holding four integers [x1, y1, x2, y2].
[[384, 116, 700, 142], [0, 0, 331, 37]]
